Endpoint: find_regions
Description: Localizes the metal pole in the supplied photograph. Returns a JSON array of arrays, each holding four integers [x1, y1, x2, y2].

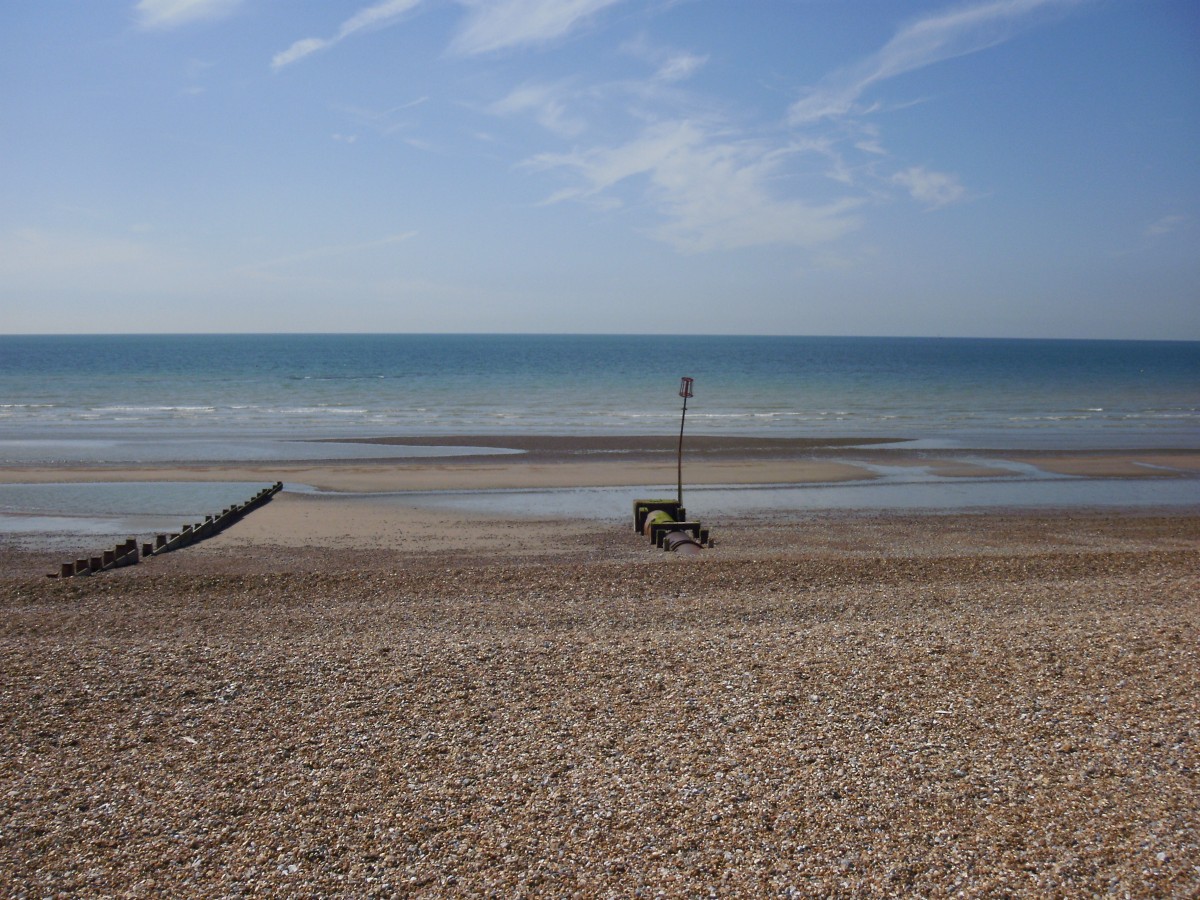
[[676, 376, 693, 507], [677, 393, 687, 506]]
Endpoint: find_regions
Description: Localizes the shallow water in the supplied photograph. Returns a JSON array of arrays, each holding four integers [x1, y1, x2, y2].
[[4, 463, 1196, 550], [301, 462, 1200, 521], [0, 481, 275, 545]]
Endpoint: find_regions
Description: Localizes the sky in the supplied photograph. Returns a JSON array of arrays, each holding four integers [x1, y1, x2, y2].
[[1, 0, 1197, 338]]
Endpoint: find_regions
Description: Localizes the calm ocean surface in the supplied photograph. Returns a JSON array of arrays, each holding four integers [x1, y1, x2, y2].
[[2, 334, 1197, 456], [1, 334, 1197, 539]]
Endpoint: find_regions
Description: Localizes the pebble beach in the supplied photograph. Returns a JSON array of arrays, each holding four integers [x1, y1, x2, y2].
[[2, 489, 1198, 897]]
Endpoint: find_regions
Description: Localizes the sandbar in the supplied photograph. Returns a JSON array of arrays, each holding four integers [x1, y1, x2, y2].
[[1, 434, 1198, 494]]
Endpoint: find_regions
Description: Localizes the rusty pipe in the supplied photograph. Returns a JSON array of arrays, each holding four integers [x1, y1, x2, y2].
[[663, 531, 703, 555]]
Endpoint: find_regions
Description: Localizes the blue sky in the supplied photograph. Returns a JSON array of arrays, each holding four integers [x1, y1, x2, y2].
[[2, 0, 1196, 338]]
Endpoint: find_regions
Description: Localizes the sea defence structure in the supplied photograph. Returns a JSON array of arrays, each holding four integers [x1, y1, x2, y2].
[[51, 482, 283, 578], [633, 499, 711, 556]]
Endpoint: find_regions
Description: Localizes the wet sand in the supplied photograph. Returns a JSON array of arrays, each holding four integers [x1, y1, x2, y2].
[[1, 437, 1198, 896], [1, 434, 1197, 493]]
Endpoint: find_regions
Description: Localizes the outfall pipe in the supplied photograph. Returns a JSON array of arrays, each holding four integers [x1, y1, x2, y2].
[[634, 499, 708, 555], [663, 531, 703, 555], [643, 509, 676, 538]]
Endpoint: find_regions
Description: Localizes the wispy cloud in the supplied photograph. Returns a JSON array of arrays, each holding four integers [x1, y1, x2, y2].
[[1144, 214, 1189, 238], [134, 0, 242, 30], [272, 0, 423, 70], [775, 0, 1087, 218], [489, 82, 588, 137], [529, 120, 861, 253], [274, 0, 631, 67], [892, 166, 967, 208], [338, 98, 430, 139], [273, 0, 1077, 255], [655, 51, 707, 83], [619, 35, 709, 83], [450, 0, 629, 56], [510, 1, 1086, 254], [488, 36, 712, 142], [789, 0, 1084, 125]]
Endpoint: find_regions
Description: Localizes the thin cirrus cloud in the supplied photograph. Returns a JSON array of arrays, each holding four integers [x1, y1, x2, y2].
[[1144, 214, 1189, 238], [134, 0, 243, 30], [449, 0, 629, 56], [788, 0, 1086, 125], [529, 120, 863, 253], [891, 167, 967, 209], [489, 83, 588, 138], [272, 0, 424, 70], [272, 0, 628, 69], [152, 0, 1088, 256], [655, 52, 708, 83], [618, 35, 710, 85], [519, 1, 1091, 255]]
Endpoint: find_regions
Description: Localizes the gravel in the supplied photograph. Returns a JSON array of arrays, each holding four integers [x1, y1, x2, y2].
[[1, 512, 1197, 897]]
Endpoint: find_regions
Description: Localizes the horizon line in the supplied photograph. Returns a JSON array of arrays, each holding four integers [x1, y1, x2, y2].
[[1, 332, 1198, 344]]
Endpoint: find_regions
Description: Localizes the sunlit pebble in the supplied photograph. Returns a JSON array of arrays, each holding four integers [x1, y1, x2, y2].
[[1, 517, 1198, 895]]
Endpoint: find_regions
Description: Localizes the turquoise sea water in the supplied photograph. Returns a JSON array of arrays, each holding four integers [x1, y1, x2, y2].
[[1, 334, 1197, 540], [2, 334, 1197, 455]]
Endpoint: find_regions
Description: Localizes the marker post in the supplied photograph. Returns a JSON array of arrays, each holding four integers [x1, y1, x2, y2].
[[677, 376, 693, 506]]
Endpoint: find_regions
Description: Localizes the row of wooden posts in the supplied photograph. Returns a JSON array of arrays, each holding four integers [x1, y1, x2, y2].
[[633, 498, 711, 556], [52, 482, 283, 578]]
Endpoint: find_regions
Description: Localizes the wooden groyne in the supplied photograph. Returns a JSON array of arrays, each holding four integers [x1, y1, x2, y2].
[[633, 499, 711, 555], [50, 482, 283, 578]]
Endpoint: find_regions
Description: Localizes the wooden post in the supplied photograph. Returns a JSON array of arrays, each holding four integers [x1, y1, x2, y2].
[[51, 481, 284, 577]]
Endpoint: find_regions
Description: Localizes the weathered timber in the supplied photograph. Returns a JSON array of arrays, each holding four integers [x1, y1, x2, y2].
[[52, 482, 282, 577]]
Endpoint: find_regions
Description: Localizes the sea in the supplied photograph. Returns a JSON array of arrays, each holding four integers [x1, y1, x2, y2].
[[1, 334, 1198, 540]]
